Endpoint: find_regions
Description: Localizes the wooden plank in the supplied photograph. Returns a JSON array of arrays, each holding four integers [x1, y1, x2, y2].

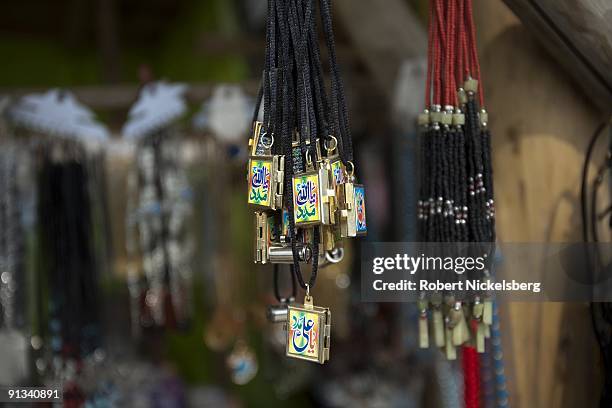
[[474, 0, 607, 405], [502, 0, 612, 114], [333, 0, 427, 98]]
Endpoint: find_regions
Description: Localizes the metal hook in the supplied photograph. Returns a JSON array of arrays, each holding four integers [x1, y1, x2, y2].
[[346, 160, 355, 177], [260, 132, 274, 150], [323, 135, 337, 154]]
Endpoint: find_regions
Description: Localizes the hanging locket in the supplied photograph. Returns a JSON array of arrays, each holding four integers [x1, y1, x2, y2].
[[285, 287, 330, 364], [247, 122, 284, 210]]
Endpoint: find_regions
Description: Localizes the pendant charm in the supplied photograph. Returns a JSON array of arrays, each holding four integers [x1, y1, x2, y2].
[[318, 160, 337, 226], [354, 183, 367, 235], [249, 121, 271, 156], [285, 292, 331, 364], [417, 299, 429, 349], [292, 170, 322, 226], [483, 297, 493, 326], [203, 308, 236, 352], [247, 156, 284, 209], [336, 178, 356, 237], [445, 326, 457, 360], [247, 123, 284, 210], [254, 211, 275, 264], [335, 160, 367, 238], [280, 208, 290, 243], [227, 340, 258, 385], [472, 299, 487, 353], [476, 322, 486, 353], [267, 302, 290, 323], [330, 157, 345, 185], [431, 295, 445, 348], [255, 210, 313, 264], [268, 244, 312, 264], [318, 137, 341, 226], [318, 246, 344, 269], [321, 224, 340, 251]]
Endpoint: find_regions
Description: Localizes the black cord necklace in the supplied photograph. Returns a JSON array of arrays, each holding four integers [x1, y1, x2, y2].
[[416, 0, 496, 364], [247, 0, 366, 364], [36, 143, 101, 376]]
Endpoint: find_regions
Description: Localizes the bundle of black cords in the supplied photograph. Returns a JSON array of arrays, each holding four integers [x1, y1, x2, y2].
[[37, 154, 101, 361], [581, 120, 612, 407]]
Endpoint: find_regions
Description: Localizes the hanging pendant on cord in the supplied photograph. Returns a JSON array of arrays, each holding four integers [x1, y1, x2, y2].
[[246, 0, 366, 364]]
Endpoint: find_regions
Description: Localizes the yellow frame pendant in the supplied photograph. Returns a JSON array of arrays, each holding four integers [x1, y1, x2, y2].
[[285, 295, 331, 364], [254, 211, 277, 264], [354, 184, 367, 236], [336, 180, 356, 237], [292, 171, 322, 226], [247, 155, 284, 210], [247, 123, 284, 210]]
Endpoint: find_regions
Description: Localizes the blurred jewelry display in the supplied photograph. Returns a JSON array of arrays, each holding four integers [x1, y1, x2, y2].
[[247, 0, 366, 365], [7, 90, 111, 405], [194, 84, 253, 146], [195, 90, 260, 386], [0, 146, 26, 331], [37, 153, 102, 371], [70, 354, 187, 407], [316, 370, 423, 408], [124, 81, 195, 332], [226, 339, 258, 385], [0, 139, 30, 386]]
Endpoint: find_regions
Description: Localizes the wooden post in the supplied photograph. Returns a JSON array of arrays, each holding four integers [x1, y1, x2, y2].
[[474, 0, 608, 406]]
